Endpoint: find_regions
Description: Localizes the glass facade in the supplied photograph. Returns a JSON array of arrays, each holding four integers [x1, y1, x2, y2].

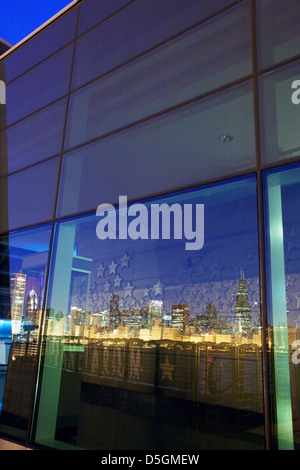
[[0, 0, 299, 451]]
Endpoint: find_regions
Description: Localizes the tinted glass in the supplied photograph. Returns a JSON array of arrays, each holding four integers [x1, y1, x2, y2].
[[3, 45, 73, 128], [78, 0, 132, 35], [0, 98, 67, 177], [34, 176, 264, 450], [58, 81, 255, 217], [72, 0, 237, 89], [0, 225, 51, 441], [259, 60, 300, 165], [264, 164, 300, 450], [0, 158, 59, 233], [256, 0, 300, 70], [66, 1, 252, 149], [3, 8, 77, 83]]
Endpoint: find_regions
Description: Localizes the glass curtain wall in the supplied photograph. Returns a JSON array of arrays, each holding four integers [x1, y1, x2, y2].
[[0, 0, 299, 451]]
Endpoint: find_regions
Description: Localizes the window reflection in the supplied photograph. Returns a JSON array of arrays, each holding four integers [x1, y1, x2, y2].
[[66, 1, 252, 150], [35, 176, 265, 450], [0, 225, 51, 439]]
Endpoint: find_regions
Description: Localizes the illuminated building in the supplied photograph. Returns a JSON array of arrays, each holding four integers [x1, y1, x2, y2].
[[0, 0, 299, 452], [10, 272, 26, 335], [171, 304, 189, 333], [234, 277, 252, 335]]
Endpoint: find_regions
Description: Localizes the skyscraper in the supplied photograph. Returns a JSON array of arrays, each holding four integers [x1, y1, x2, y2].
[[234, 275, 252, 335], [171, 304, 189, 333], [10, 271, 26, 335]]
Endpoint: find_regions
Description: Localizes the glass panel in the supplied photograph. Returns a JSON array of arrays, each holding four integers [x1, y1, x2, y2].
[[3, 8, 77, 83], [264, 164, 300, 450], [259, 60, 300, 165], [256, 0, 300, 70], [0, 157, 59, 233], [34, 175, 265, 450], [66, 1, 252, 149], [58, 80, 255, 218], [0, 224, 52, 441], [78, 0, 132, 35], [3, 45, 73, 128], [72, 0, 237, 89], [0, 98, 67, 177]]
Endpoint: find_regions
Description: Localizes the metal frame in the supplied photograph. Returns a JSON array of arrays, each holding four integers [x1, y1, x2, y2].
[[0, 0, 299, 450]]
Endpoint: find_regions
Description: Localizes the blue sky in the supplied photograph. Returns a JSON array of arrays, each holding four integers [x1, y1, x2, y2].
[[0, 0, 73, 45]]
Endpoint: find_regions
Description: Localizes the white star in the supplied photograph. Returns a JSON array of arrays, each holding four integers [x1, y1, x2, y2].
[[124, 282, 134, 298], [143, 287, 150, 297], [104, 281, 111, 293], [97, 263, 106, 278], [114, 274, 122, 288], [108, 259, 118, 275], [293, 292, 300, 309], [153, 280, 164, 296], [120, 252, 131, 268]]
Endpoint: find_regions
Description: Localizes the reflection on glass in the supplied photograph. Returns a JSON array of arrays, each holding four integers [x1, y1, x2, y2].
[[4, 45, 73, 127], [0, 225, 51, 440], [259, 61, 300, 165], [264, 164, 300, 450], [256, 0, 300, 70], [35, 176, 265, 450], [66, 1, 252, 149], [72, 0, 236, 89], [0, 98, 67, 177], [58, 81, 256, 218]]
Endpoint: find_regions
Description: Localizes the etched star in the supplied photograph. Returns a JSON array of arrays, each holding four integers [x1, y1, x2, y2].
[[120, 252, 131, 268], [124, 282, 134, 298], [160, 356, 174, 381], [143, 287, 150, 297], [114, 274, 122, 288], [104, 281, 111, 293], [97, 263, 106, 278], [153, 280, 164, 296], [108, 259, 118, 275]]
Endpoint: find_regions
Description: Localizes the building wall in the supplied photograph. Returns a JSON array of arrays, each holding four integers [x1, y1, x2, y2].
[[0, 0, 299, 451]]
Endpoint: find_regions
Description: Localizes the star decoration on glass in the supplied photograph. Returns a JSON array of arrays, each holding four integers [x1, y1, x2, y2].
[[120, 252, 131, 268], [143, 287, 150, 297], [107, 259, 117, 275], [114, 274, 122, 288], [104, 281, 111, 293], [160, 356, 174, 381], [124, 282, 134, 298], [153, 279, 164, 296], [97, 262, 106, 278]]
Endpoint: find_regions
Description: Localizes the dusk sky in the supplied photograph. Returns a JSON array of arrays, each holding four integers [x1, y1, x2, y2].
[[0, 0, 72, 45]]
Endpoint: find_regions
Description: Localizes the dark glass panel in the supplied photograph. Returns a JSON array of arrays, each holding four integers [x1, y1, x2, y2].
[[0, 225, 51, 441], [78, 0, 132, 35], [3, 7, 77, 83], [0, 98, 67, 177], [72, 0, 237, 89], [0, 157, 59, 233], [256, 0, 300, 70], [58, 81, 255, 218], [66, 1, 252, 149], [4, 45, 73, 127]]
